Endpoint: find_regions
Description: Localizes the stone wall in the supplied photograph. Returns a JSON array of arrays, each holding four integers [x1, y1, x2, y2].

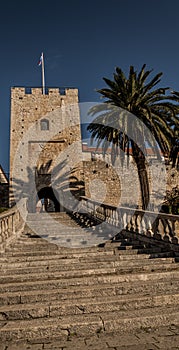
[[80, 153, 178, 210]]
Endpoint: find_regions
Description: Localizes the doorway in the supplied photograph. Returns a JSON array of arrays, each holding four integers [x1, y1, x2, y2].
[[37, 187, 60, 212]]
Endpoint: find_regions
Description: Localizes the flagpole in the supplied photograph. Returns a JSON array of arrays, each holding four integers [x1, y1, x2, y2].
[[41, 52, 45, 95]]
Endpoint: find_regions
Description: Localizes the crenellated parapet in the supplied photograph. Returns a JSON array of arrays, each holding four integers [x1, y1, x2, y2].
[[11, 86, 78, 99]]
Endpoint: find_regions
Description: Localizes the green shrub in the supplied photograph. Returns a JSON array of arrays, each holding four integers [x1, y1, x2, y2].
[[0, 207, 8, 213]]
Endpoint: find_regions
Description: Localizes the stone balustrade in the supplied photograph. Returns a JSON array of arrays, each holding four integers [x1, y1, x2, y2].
[[0, 206, 25, 253], [79, 196, 179, 251], [0, 197, 178, 253]]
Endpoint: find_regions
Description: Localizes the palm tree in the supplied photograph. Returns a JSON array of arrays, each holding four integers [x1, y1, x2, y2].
[[87, 64, 178, 210]]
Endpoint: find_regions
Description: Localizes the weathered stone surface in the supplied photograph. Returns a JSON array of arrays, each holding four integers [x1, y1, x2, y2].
[[0, 213, 179, 347]]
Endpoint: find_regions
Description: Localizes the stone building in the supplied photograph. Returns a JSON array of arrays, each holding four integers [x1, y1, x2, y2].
[[9, 86, 178, 213], [10, 87, 83, 212], [0, 165, 9, 208]]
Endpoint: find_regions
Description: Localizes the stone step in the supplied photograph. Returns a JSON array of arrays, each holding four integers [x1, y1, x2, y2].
[[9, 239, 141, 249], [0, 251, 174, 266], [1, 305, 179, 342], [0, 257, 175, 273], [24, 215, 121, 245], [0, 258, 177, 278], [12, 241, 57, 248], [4, 245, 164, 257], [1, 278, 178, 306], [2, 247, 159, 257], [7, 243, 144, 252], [0, 255, 178, 276], [3, 230, 167, 254], [0, 254, 117, 265], [26, 218, 92, 228], [0, 292, 179, 321], [3, 248, 113, 257], [8, 233, 174, 254], [26, 213, 93, 223], [0, 269, 179, 293], [25, 225, 87, 234], [12, 242, 144, 252], [5, 238, 107, 249], [0, 266, 117, 284], [6, 244, 59, 251], [8, 234, 153, 245], [10, 238, 103, 249], [0, 265, 178, 289], [105, 241, 144, 249]]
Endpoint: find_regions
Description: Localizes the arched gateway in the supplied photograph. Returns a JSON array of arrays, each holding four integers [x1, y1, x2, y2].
[[37, 187, 60, 212]]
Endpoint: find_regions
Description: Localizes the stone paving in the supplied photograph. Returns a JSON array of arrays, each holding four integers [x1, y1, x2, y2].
[[1, 325, 179, 349]]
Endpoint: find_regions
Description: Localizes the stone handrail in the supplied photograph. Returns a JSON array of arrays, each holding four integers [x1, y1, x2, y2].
[[79, 196, 179, 251], [0, 206, 25, 253]]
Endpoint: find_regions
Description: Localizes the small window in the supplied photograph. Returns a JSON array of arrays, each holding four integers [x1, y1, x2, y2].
[[40, 119, 49, 131]]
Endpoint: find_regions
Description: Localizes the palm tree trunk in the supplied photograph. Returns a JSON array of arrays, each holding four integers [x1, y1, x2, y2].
[[133, 144, 150, 210], [136, 162, 149, 210]]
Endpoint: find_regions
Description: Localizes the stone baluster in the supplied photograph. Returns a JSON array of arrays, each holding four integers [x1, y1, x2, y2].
[[102, 206, 105, 221], [135, 212, 141, 233], [109, 208, 113, 225], [1, 218, 5, 241], [126, 212, 132, 231], [157, 217, 165, 238], [171, 219, 177, 236], [114, 209, 119, 227], [130, 214, 135, 232], [106, 208, 110, 224], [141, 216, 147, 235], [5, 217, 9, 239], [163, 224, 171, 242], [122, 211, 127, 231], [146, 217, 153, 237], [111, 208, 114, 226]]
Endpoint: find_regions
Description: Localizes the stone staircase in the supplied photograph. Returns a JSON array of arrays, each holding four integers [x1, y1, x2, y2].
[[25, 212, 119, 247], [0, 212, 179, 349]]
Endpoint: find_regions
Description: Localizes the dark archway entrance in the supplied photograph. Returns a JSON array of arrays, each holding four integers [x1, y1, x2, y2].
[[37, 187, 60, 212]]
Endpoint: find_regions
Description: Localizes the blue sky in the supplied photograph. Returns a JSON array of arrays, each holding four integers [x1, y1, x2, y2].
[[1, 0, 179, 175]]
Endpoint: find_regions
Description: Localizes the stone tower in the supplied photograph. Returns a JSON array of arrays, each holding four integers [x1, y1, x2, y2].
[[9, 87, 83, 212]]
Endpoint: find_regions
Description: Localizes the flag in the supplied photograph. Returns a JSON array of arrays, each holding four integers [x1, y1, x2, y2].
[[38, 53, 43, 66], [37, 52, 45, 94]]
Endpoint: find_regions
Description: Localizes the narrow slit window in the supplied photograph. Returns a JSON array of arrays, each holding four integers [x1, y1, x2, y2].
[[40, 119, 49, 131]]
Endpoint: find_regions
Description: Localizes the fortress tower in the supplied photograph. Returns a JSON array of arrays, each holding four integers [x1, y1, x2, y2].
[[9, 87, 83, 211]]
